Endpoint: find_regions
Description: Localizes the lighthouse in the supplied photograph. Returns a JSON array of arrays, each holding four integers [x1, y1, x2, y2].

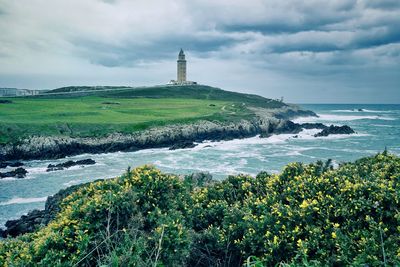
[[177, 49, 187, 83], [168, 49, 196, 85]]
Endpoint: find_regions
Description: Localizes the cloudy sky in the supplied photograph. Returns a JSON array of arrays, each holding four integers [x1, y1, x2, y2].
[[0, 0, 399, 103]]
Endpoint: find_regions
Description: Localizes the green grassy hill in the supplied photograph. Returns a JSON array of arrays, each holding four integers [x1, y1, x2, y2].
[[42, 85, 284, 109], [0, 85, 285, 144]]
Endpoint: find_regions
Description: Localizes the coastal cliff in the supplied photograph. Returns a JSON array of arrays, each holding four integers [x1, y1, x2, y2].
[[0, 106, 317, 161]]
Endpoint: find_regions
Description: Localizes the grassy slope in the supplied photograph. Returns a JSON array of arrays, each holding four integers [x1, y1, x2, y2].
[[43, 85, 284, 110], [0, 85, 284, 144]]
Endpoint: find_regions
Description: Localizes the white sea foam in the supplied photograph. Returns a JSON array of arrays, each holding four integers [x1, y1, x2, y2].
[[293, 114, 395, 123], [63, 179, 83, 187], [25, 167, 47, 174], [0, 197, 47, 206], [170, 128, 362, 153], [370, 124, 393, 127], [0, 177, 19, 181], [332, 109, 395, 113]]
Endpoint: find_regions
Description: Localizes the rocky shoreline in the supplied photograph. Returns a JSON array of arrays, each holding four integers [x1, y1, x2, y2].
[[0, 106, 317, 162], [0, 106, 358, 163]]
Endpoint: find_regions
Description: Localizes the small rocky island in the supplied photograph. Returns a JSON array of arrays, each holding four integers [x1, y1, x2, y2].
[[0, 167, 27, 179], [47, 159, 96, 172]]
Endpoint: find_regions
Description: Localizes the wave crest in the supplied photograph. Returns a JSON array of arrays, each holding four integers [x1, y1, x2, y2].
[[0, 197, 47, 206]]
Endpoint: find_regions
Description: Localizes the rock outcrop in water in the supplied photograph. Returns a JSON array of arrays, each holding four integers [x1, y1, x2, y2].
[[0, 167, 28, 179], [314, 125, 355, 137], [259, 121, 355, 138], [169, 141, 197, 150], [46, 158, 96, 172]]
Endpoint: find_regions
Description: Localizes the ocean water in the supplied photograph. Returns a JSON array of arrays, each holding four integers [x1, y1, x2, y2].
[[1, 104, 399, 227]]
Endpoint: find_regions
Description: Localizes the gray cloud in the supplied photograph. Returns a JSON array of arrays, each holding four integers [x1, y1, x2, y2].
[[363, 0, 400, 10], [0, 0, 398, 103]]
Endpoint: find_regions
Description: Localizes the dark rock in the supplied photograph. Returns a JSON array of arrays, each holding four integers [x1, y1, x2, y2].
[[169, 141, 197, 150], [260, 122, 355, 140], [0, 181, 100, 237], [2, 210, 46, 237], [314, 125, 355, 137], [0, 167, 28, 179], [259, 133, 272, 138], [274, 120, 303, 134], [47, 158, 96, 172], [8, 161, 24, 168], [357, 109, 364, 112], [0, 161, 24, 169]]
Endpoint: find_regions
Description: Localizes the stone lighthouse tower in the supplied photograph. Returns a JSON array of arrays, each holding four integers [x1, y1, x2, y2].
[[177, 49, 187, 83]]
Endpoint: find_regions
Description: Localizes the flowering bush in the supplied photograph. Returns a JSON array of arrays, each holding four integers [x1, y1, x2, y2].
[[0, 152, 399, 266]]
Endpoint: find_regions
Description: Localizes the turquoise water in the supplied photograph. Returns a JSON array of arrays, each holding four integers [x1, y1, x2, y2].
[[1, 104, 399, 227]]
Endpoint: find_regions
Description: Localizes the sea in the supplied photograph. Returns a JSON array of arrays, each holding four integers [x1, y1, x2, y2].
[[1, 104, 399, 227]]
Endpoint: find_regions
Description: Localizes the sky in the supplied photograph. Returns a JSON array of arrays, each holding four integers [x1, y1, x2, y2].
[[0, 0, 399, 103]]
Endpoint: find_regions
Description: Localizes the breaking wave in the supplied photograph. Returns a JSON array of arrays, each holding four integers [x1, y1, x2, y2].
[[0, 197, 47, 206], [293, 114, 395, 123]]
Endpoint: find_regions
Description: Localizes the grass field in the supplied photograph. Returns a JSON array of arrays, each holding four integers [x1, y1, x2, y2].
[[41, 85, 285, 110], [0, 96, 252, 144], [0, 85, 284, 144]]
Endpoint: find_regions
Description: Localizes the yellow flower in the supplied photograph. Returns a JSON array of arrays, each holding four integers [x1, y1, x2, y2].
[[300, 200, 309, 209], [332, 232, 337, 239], [297, 239, 303, 248]]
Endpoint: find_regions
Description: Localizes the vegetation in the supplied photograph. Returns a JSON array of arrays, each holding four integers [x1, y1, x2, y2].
[[1, 152, 399, 266], [0, 85, 284, 144], [42, 85, 285, 110], [0, 97, 250, 144]]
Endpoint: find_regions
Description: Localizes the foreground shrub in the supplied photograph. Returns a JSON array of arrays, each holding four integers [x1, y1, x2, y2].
[[0, 153, 399, 266]]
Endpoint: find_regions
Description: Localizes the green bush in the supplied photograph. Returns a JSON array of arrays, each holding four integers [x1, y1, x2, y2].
[[0, 153, 399, 266]]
